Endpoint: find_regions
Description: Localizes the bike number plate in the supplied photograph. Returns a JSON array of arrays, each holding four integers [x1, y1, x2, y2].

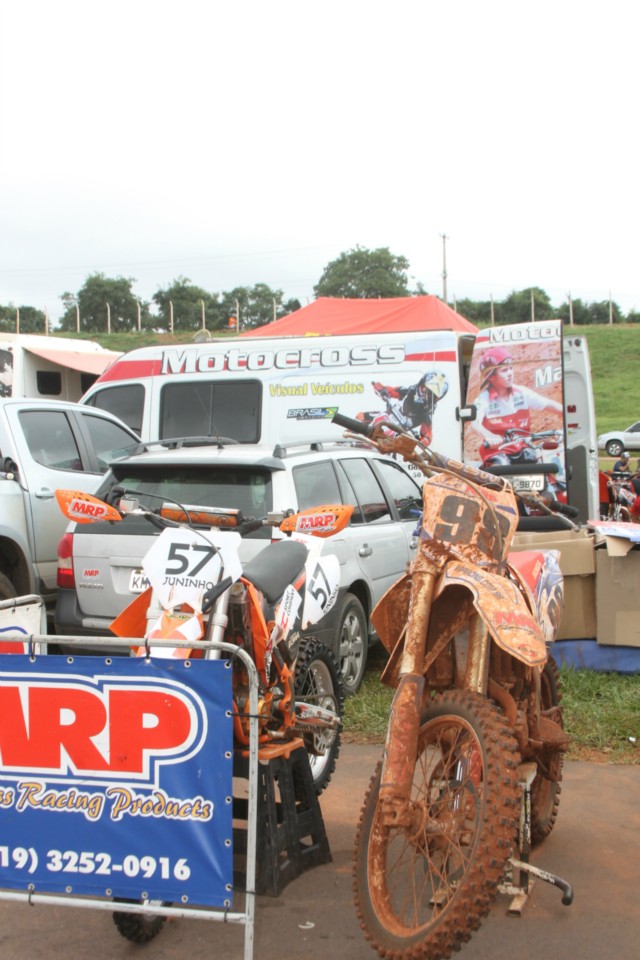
[[510, 475, 545, 493]]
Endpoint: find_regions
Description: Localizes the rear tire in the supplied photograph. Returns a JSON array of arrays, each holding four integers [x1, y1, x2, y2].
[[606, 439, 624, 457], [530, 655, 564, 845], [112, 901, 166, 943], [294, 636, 344, 794]]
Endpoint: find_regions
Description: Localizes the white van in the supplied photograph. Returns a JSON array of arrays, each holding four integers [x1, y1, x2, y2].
[[80, 323, 598, 521]]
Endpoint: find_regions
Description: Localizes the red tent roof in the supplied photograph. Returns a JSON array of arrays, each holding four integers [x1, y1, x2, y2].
[[249, 296, 477, 336]]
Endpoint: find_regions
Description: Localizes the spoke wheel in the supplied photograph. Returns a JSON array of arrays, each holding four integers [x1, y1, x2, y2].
[[294, 636, 344, 794], [530, 655, 564, 845], [354, 691, 520, 960]]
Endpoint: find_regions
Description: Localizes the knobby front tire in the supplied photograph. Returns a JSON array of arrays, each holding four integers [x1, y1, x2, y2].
[[353, 691, 521, 960]]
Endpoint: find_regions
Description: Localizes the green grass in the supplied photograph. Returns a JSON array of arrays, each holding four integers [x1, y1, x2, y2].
[[342, 649, 639, 764], [558, 666, 639, 762], [577, 325, 640, 434]]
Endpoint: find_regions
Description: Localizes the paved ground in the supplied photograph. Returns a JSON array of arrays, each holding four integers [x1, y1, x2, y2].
[[0, 744, 638, 960]]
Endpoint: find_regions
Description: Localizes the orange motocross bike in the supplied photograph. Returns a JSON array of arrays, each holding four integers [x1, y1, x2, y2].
[[331, 411, 574, 960]]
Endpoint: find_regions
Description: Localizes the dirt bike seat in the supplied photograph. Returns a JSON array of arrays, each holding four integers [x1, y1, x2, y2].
[[241, 538, 309, 603]]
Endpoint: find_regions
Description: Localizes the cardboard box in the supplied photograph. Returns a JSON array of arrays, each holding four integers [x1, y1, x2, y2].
[[511, 528, 597, 640], [595, 547, 640, 648]]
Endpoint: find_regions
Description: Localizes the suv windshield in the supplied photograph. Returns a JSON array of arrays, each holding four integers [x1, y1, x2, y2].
[[96, 464, 274, 536]]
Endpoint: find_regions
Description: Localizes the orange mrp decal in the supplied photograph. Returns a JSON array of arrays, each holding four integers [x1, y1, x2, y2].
[[55, 490, 122, 524]]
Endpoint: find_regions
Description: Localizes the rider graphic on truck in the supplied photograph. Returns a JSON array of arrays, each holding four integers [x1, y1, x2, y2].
[[469, 346, 563, 445], [372, 371, 449, 444]]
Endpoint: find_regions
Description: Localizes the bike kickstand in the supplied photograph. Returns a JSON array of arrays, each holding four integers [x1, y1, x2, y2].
[[499, 762, 574, 915]]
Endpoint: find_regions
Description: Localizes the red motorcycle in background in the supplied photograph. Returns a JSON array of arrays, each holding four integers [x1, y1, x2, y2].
[[480, 427, 567, 506], [331, 410, 574, 960], [600, 470, 638, 521]]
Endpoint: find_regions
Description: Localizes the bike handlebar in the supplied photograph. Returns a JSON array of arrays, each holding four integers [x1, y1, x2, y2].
[[332, 411, 375, 438]]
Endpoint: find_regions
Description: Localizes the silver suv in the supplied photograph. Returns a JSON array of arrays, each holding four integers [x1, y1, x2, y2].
[[54, 438, 423, 693]]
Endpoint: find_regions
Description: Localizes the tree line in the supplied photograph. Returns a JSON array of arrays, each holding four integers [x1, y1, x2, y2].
[[2, 246, 639, 334]]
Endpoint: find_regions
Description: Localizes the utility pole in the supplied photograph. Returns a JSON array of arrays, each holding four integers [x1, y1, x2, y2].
[[441, 233, 448, 304], [567, 293, 574, 327], [200, 299, 206, 331], [106, 302, 111, 335], [490, 294, 495, 326], [169, 300, 174, 334], [531, 289, 535, 322], [235, 298, 240, 332]]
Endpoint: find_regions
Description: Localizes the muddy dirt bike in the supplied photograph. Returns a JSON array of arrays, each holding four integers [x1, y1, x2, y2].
[[56, 488, 349, 943], [480, 427, 567, 506], [331, 411, 575, 960]]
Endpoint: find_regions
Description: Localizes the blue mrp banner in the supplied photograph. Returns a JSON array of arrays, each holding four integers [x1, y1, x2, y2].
[[0, 655, 233, 907]]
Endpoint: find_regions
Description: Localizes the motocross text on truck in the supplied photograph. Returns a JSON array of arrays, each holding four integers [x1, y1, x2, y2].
[[160, 343, 405, 375]]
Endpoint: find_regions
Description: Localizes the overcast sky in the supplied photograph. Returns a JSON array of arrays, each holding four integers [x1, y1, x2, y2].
[[1, 0, 639, 326]]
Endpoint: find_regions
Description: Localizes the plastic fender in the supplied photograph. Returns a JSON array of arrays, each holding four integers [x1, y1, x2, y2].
[[437, 560, 546, 667]]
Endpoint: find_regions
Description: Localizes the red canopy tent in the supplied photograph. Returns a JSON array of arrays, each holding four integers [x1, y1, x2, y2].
[[248, 296, 478, 336]]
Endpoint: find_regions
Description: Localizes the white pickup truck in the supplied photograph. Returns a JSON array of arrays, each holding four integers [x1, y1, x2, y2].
[[0, 398, 139, 612]]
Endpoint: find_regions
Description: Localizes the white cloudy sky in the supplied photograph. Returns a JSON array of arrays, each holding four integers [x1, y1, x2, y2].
[[1, 0, 639, 324]]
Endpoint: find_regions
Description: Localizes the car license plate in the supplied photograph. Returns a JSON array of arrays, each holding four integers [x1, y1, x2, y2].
[[129, 570, 151, 593], [510, 475, 545, 493]]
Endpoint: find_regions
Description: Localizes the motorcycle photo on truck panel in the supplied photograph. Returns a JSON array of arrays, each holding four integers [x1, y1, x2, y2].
[[462, 321, 566, 514]]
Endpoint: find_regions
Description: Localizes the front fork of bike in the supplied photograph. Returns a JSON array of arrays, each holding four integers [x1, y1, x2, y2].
[[378, 565, 491, 827]]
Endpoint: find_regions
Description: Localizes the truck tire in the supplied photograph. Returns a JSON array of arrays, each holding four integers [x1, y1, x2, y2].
[[0, 573, 16, 602]]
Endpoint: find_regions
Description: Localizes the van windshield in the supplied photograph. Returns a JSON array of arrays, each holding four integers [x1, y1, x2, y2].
[[160, 380, 262, 442]]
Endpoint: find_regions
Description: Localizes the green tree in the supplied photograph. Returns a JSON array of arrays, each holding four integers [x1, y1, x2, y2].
[[152, 276, 222, 332], [314, 246, 411, 299], [586, 300, 624, 325], [59, 273, 148, 333], [494, 287, 554, 326], [0, 304, 47, 333], [555, 298, 592, 326], [455, 298, 493, 325], [220, 284, 300, 331]]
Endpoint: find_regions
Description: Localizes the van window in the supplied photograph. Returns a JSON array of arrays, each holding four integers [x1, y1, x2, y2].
[[36, 370, 62, 396], [160, 380, 261, 443], [86, 384, 145, 436]]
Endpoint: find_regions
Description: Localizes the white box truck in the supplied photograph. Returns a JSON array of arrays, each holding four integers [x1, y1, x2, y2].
[[80, 320, 598, 521]]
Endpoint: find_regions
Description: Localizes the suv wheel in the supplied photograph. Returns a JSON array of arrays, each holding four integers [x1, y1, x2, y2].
[[335, 593, 368, 696]]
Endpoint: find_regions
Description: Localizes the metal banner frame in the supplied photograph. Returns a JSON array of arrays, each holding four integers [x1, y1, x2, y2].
[[0, 614, 259, 960]]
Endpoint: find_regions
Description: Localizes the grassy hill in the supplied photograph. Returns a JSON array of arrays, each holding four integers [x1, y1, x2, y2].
[[58, 323, 640, 437]]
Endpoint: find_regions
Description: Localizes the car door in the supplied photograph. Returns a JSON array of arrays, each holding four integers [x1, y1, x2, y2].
[[335, 456, 414, 606], [15, 407, 138, 595]]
